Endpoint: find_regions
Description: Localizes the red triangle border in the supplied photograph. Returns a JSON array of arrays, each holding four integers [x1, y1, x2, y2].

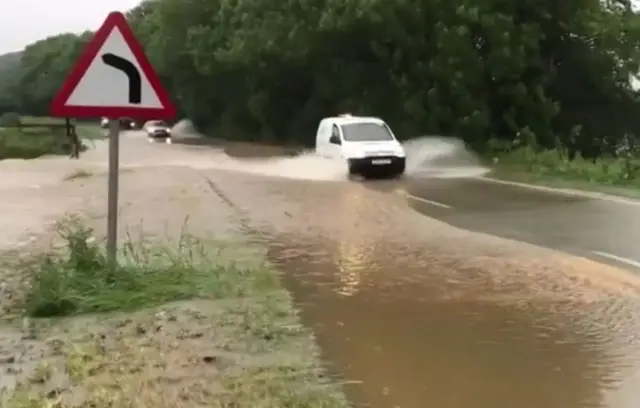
[[50, 11, 176, 119]]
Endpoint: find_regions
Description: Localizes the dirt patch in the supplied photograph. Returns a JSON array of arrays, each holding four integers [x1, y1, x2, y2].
[[1, 295, 346, 407]]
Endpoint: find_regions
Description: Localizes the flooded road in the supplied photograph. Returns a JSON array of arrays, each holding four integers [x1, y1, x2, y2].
[[268, 236, 640, 408], [366, 177, 640, 272], [15, 129, 639, 408], [203, 169, 640, 408], [186, 132, 640, 408]]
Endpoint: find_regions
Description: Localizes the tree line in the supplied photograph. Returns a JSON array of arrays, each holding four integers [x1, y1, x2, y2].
[[2, 0, 640, 157]]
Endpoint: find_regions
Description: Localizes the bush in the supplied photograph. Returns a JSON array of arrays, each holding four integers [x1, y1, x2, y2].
[[0, 128, 68, 160], [0, 121, 93, 160], [0, 112, 21, 127], [494, 146, 640, 187], [24, 216, 278, 317]]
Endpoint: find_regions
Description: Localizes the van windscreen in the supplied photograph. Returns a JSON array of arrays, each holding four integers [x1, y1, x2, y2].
[[341, 122, 394, 142]]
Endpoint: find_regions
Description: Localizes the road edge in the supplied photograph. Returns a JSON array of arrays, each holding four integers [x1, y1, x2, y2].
[[478, 175, 640, 206]]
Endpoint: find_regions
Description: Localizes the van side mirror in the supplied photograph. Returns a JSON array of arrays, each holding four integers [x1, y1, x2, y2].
[[329, 135, 341, 145]]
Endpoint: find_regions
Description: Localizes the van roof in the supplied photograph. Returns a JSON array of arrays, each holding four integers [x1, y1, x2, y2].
[[327, 115, 386, 126]]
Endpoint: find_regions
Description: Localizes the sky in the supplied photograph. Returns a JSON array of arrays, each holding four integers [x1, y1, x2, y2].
[[0, 0, 142, 53]]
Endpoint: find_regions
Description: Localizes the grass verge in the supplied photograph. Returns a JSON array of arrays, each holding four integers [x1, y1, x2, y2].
[[0, 215, 348, 408], [490, 146, 640, 199], [0, 116, 103, 160], [0, 128, 70, 160]]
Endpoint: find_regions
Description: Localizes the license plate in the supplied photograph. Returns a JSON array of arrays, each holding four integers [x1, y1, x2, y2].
[[371, 159, 391, 165]]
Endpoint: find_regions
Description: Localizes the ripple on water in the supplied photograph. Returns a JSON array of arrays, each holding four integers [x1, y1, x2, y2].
[[265, 234, 640, 408]]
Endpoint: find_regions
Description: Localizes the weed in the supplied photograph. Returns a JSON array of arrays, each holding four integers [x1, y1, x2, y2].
[[24, 215, 278, 318], [1, 215, 349, 408], [492, 146, 640, 190], [30, 362, 52, 384]]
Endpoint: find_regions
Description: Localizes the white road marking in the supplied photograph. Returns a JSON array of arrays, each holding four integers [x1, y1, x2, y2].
[[592, 251, 640, 269], [478, 176, 640, 206], [405, 194, 452, 209]]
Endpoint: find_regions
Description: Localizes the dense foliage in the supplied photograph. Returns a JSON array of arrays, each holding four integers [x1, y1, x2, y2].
[[0, 51, 22, 114], [2, 0, 640, 157]]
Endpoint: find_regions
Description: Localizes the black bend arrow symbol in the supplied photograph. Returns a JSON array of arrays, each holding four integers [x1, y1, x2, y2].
[[101, 53, 141, 104]]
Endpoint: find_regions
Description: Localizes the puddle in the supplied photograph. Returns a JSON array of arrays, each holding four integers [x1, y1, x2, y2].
[[266, 235, 640, 408]]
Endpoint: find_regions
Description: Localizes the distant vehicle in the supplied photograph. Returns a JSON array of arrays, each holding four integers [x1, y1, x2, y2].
[[100, 117, 137, 130], [143, 120, 172, 144], [315, 114, 405, 178]]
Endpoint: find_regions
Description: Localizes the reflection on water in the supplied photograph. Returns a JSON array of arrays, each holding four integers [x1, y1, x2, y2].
[[336, 241, 365, 297], [268, 233, 640, 408], [335, 188, 373, 297], [212, 159, 640, 408]]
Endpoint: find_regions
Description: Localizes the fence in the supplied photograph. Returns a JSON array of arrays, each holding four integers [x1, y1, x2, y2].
[[0, 117, 83, 159]]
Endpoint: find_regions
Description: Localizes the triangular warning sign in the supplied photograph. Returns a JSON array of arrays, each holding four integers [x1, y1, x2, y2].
[[50, 11, 175, 119]]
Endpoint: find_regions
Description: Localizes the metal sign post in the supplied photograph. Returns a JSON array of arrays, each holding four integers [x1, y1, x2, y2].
[[48, 11, 176, 273], [106, 119, 120, 271]]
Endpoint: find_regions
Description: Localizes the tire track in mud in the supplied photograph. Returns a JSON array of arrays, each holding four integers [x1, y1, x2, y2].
[[201, 175, 255, 236]]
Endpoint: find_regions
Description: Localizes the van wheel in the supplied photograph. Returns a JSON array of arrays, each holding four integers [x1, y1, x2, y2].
[[347, 161, 358, 176]]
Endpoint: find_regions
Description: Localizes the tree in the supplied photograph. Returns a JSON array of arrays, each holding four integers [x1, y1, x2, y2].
[[16, 32, 91, 115], [6, 0, 640, 155]]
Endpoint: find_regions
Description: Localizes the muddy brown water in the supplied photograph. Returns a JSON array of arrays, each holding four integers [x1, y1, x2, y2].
[[2, 133, 640, 407], [210, 142, 640, 408], [267, 237, 640, 408]]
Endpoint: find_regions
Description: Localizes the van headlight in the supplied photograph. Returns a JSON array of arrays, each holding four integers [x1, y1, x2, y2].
[[396, 149, 406, 158]]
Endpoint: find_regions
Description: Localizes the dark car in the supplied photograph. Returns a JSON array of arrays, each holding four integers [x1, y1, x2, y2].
[[100, 117, 138, 130]]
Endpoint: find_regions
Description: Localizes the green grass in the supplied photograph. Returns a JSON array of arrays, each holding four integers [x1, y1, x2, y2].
[[0, 127, 69, 159], [0, 215, 349, 408], [491, 146, 640, 197], [24, 215, 279, 318], [0, 116, 103, 160]]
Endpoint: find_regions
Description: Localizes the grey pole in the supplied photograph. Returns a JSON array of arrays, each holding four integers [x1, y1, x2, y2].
[[106, 118, 120, 272]]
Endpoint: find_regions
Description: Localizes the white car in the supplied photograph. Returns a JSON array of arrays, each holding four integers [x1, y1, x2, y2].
[[315, 114, 406, 178], [143, 120, 172, 143]]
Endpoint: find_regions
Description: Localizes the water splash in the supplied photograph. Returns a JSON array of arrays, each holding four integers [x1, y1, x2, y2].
[[402, 136, 490, 179], [217, 135, 489, 181], [164, 121, 490, 181]]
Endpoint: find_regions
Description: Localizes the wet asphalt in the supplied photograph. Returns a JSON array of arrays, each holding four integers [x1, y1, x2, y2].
[[141, 135, 640, 408], [365, 177, 640, 273]]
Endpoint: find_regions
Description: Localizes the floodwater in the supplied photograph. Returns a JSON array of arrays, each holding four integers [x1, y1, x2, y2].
[[267, 236, 640, 408], [12, 123, 637, 408], [189, 128, 640, 408], [222, 136, 490, 181], [169, 119, 490, 182]]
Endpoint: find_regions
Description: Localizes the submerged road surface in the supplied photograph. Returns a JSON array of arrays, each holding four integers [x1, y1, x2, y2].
[[88, 134, 640, 408], [380, 177, 640, 272]]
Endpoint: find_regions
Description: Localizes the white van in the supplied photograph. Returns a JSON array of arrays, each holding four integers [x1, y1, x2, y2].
[[315, 114, 406, 177]]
